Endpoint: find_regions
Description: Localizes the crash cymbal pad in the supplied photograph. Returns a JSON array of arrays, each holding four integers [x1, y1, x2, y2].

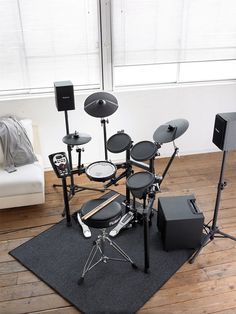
[[153, 119, 189, 144], [84, 92, 118, 118], [63, 131, 92, 145]]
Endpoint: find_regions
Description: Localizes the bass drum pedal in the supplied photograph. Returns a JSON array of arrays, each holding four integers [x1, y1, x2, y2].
[[109, 211, 134, 237]]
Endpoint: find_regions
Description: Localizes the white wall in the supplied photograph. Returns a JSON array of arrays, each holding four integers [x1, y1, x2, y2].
[[1, 82, 236, 169]]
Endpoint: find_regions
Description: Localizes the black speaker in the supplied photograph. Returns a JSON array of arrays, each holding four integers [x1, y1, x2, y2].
[[157, 195, 204, 250], [212, 112, 236, 151], [54, 81, 75, 112]]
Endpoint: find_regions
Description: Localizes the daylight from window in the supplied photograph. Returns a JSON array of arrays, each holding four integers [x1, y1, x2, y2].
[[0, 0, 236, 96]]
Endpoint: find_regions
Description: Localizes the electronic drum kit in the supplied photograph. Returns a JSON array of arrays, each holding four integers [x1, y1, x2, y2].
[[67, 92, 186, 211], [61, 91, 189, 216], [52, 91, 189, 272]]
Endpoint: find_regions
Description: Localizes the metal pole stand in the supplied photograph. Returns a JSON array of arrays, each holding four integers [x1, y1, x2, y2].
[[143, 189, 155, 273], [101, 118, 109, 160], [189, 151, 236, 263]]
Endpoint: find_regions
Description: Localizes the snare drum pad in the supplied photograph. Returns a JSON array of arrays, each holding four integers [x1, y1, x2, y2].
[[86, 161, 116, 182]]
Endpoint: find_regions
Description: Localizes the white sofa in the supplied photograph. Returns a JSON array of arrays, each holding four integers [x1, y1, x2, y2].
[[0, 119, 45, 209]]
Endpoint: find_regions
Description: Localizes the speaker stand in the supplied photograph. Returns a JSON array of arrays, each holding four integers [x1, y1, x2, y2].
[[189, 150, 236, 263], [53, 111, 104, 216]]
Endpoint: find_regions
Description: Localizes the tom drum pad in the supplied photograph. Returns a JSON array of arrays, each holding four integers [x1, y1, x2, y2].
[[126, 171, 155, 199], [107, 132, 132, 153], [131, 141, 158, 161]]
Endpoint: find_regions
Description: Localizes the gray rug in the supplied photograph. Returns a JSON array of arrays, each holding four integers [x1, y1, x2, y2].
[[9, 192, 194, 314]]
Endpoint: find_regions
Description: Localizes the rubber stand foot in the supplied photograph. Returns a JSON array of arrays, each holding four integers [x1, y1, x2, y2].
[[188, 258, 194, 264], [67, 221, 72, 227], [132, 263, 138, 269], [78, 277, 84, 285]]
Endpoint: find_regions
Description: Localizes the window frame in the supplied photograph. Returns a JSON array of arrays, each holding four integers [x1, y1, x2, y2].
[[1, 0, 236, 100]]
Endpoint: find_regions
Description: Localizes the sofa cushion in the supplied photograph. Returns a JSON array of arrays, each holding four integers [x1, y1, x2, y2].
[[0, 159, 44, 197]]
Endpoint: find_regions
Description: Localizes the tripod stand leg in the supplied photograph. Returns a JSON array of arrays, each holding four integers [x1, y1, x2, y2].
[[217, 230, 236, 241], [189, 227, 236, 264], [189, 232, 212, 264]]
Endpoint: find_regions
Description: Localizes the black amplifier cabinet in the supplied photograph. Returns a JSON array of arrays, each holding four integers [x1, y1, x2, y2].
[[54, 81, 75, 112], [212, 112, 236, 151], [157, 195, 204, 251]]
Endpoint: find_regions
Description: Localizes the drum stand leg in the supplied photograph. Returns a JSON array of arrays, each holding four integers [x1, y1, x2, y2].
[[143, 191, 155, 273], [61, 177, 71, 226], [78, 229, 137, 284], [126, 189, 155, 273]]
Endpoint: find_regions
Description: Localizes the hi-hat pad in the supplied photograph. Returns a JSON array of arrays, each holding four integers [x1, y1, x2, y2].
[[153, 119, 189, 144], [84, 92, 118, 118], [63, 131, 91, 145]]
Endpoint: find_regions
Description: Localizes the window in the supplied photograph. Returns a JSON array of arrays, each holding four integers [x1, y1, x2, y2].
[[111, 0, 236, 87], [0, 0, 101, 96], [1, 0, 236, 97]]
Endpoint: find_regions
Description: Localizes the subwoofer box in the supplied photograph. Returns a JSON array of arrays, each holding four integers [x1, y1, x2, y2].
[[157, 195, 204, 251], [54, 81, 75, 112]]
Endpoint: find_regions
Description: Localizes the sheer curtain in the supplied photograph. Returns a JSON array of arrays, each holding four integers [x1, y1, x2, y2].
[[112, 0, 183, 66], [0, 0, 101, 95], [182, 0, 236, 62], [111, 0, 236, 86]]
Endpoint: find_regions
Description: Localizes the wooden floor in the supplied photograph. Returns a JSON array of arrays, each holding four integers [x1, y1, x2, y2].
[[1, 152, 236, 314]]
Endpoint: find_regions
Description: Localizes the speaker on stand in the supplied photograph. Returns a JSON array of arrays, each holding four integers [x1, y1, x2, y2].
[[52, 81, 104, 214], [53, 81, 76, 193], [189, 112, 236, 263]]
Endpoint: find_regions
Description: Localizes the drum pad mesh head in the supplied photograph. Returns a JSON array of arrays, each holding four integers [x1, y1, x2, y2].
[[107, 133, 131, 153], [131, 141, 157, 161], [127, 171, 155, 199]]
